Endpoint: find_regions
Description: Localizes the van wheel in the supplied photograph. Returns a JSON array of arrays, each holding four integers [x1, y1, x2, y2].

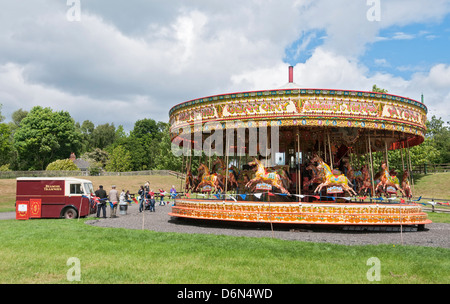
[[62, 207, 78, 219]]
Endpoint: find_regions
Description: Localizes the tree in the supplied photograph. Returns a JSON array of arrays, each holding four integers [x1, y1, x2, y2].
[[78, 120, 95, 152], [82, 148, 109, 168], [92, 123, 116, 150], [0, 104, 5, 123], [426, 116, 450, 163], [46, 159, 80, 171], [0, 123, 12, 165], [371, 84, 388, 93], [153, 123, 182, 171], [13, 106, 82, 170], [105, 145, 132, 172], [131, 118, 160, 140]]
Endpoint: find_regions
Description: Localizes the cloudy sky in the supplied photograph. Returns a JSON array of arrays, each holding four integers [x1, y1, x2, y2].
[[0, 0, 449, 132]]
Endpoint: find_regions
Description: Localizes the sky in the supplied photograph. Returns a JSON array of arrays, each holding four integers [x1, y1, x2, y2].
[[0, 0, 449, 132]]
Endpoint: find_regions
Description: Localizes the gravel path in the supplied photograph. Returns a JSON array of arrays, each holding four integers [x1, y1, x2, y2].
[[84, 203, 450, 249]]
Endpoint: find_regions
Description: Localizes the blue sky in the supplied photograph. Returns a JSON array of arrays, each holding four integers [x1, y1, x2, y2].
[[285, 14, 450, 81], [362, 15, 450, 80]]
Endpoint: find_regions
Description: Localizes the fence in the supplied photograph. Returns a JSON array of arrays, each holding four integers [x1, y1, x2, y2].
[[411, 163, 450, 174], [0, 170, 185, 179], [0, 170, 89, 179]]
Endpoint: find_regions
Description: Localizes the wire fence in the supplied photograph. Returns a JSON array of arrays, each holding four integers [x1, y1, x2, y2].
[[411, 163, 450, 174], [0, 170, 184, 179]]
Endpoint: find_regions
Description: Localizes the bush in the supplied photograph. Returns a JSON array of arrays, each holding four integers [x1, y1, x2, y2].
[[46, 159, 80, 171], [0, 164, 11, 171]]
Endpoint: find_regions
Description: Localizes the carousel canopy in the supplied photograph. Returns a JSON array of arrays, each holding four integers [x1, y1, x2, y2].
[[169, 67, 427, 152]]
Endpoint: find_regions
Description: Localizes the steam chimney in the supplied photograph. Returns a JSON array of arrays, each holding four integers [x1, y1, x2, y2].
[[289, 66, 294, 83]]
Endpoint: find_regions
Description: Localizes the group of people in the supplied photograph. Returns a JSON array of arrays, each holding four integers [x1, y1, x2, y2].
[[94, 182, 172, 218], [94, 184, 129, 218], [138, 181, 177, 213]]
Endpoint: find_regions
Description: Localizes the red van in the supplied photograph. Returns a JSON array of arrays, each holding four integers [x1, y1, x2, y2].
[[16, 177, 95, 219]]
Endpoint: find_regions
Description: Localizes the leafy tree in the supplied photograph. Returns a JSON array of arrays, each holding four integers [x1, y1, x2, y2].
[[153, 123, 182, 171], [371, 84, 388, 93], [82, 148, 109, 168], [13, 106, 82, 170], [46, 159, 80, 171], [0, 164, 11, 171], [425, 116, 450, 163], [0, 123, 12, 166], [131, 118, 160, 140], [92, 123, 117, 150], [105, 145, 132, 172], [78, 120, 95, 152], [0, 104, 5, 123]]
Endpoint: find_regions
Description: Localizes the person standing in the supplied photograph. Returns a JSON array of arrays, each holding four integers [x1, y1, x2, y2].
[[147, 189, 156, 212], [159, 188, 165, 206], [125, 190, 132, 205], [95, 185, 107, 218], [170, 185, 177, 205], [109, 185, 120, 218], [120, 189, 126, 204], [138, 186, 145, 212]]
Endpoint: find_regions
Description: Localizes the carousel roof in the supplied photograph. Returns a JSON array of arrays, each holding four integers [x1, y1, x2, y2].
[[169, 67, 428, 150]]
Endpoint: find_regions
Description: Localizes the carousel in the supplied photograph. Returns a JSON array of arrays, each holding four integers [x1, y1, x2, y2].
[[168, 67, 431, 229]]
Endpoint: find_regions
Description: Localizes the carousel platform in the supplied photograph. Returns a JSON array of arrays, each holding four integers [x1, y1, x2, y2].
[[169, 198, 431, 227]]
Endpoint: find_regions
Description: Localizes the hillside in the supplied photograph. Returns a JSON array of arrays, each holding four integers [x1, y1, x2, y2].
[[412, 172, 450, 200]]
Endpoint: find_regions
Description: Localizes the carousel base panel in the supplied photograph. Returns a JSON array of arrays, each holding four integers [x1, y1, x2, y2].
[[169, 199, 432, 227]]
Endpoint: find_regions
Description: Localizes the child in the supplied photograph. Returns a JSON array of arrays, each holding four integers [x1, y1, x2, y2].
[[170, 185, 177, 205], [147, 189, 155, 212], [159, 188, 165, 206]]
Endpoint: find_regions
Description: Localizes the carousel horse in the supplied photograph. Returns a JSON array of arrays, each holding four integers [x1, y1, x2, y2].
[[344, 161, 356, 190], [353, 169, 363, 192], [359, 165, 372, 196], [195, 163, 223, 193], [274, 165, 293, 191], [184, 165, 194, 193], [212, 158, 239, 190], [245, 158, 290, 194], [375, 162, 405, 197], [311, 155, 357, 196], [306, 163, 325, 186], [402, 170, 412, 199], [240, 169, 256, 192]]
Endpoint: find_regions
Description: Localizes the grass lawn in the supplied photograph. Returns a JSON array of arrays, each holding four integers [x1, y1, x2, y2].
[[413, 172, 450, 200], [1, 173, 449, 284], [0, 218, 449, 284]]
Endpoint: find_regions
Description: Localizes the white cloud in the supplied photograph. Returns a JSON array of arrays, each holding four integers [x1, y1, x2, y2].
[[374, 58, 391, 67], [392, 32, 415, 40], [0, 0, 449, 131], [0, 63, 153, 132]]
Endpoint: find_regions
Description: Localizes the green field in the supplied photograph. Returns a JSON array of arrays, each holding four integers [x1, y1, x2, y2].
[[412, 172, 450, 200], [1, 173, 449, 284], [0, 218, 449, 284]]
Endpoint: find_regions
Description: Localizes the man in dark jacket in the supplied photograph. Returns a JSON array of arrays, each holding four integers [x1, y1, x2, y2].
[[95, 185, 107, 218]]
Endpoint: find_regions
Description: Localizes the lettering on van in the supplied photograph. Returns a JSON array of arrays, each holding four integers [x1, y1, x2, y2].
[[44, 185, 62, 191]]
